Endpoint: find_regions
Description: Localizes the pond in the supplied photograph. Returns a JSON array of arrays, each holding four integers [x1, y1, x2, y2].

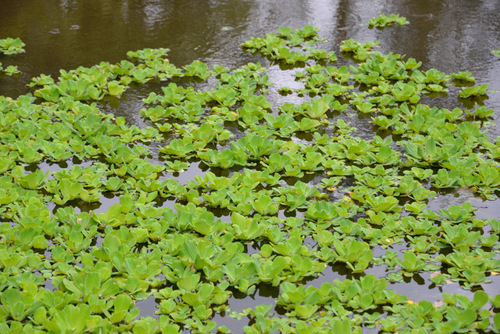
[[0, 0, 499, 333]]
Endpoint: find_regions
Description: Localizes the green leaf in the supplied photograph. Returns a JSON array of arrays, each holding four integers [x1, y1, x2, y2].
[[107, 81, 127, 96], [331, 319, 352, 333], [305, 201, 338, 221], [160, 138, 195, 158], [46, 304, 92, 334], [109, 294, 132, 323], [252, 192, 279, 215], [304, 96, 333, 118], [494, 313, 500, 330], [191, 211, 222, 235], [471, 290, 489, 310], [231, 212, 264, 240], [1, 289, 24, 320], [132, 317, 160, 334]]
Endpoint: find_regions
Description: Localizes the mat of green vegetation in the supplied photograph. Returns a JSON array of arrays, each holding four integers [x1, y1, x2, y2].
[[0, 24, 499, 333]]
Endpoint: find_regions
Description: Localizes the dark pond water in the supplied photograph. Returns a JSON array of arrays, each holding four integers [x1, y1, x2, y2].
[[1, 0, 500, 331]]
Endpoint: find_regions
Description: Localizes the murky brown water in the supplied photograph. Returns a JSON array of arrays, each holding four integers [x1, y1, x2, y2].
[[1, 0, 499, 330]]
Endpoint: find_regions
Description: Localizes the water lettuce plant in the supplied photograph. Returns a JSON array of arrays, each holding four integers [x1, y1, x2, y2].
[[0, 37, 25, 55], [366, 13, 409, 28], [459, 83, 490, 98], [0, 24, 499, 333], [493, 48, 500, 59]]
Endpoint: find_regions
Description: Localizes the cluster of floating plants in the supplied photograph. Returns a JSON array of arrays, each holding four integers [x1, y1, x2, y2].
[[364, 14, 409, 29], [0, 37, 24, 76], [0, 23, 499, 333]]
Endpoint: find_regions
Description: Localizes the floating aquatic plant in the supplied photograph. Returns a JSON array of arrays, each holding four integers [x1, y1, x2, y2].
[[493, 48, 500, 59], [366, 13, 410, 28], [0, 37, 25, 55]]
